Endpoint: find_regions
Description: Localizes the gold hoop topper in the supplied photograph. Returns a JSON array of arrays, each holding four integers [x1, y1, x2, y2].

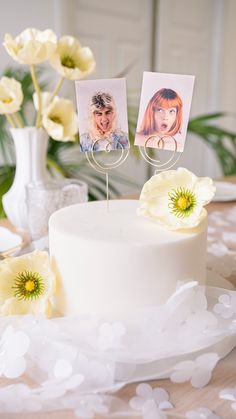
[[85, 138, 129, 211], [139, 134, 181, 174]]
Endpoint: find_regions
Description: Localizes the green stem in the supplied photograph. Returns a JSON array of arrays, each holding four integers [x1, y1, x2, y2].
[[5, 114, 16, 128], [30, 65, 42, 128], [13, 112, 24, 128], [47, 157, 66, 176], [49, 76, 64, 102]]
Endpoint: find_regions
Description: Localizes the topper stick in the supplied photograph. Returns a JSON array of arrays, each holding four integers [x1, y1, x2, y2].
[[85, 139, 129, 212]]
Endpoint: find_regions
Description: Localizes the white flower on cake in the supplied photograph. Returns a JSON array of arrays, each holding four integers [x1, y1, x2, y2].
[[42, 97, 78, 141], [138, 168, 215, 230], [0, 77, 23, 114], [49, 35, 96, 80], [0, 251, 55, 316], [3, 28, 57, 65]]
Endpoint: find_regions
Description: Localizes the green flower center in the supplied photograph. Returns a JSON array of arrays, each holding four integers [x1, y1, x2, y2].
[[168, 187, 196, 218], [61, 55, 76, 69], [12, 270, 45, 300]]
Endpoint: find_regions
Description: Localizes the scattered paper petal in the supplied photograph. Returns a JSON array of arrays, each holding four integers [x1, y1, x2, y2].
[[171, 353, 219, 388]]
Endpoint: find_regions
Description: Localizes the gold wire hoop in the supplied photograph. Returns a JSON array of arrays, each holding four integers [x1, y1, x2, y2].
[[85, 138, 129, 174], [84, 138, 130, 211], [139, 134, 181, 173]]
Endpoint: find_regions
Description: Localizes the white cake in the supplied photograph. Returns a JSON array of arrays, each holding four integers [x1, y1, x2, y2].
[[49, 200, 207, 316]]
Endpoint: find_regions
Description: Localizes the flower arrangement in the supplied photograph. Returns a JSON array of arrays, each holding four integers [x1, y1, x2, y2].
[[138, 167, 216, 230], [0, 28, 95, 141]]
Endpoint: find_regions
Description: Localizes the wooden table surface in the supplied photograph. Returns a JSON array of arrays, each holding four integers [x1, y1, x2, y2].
[[0, 187, 236, 419]]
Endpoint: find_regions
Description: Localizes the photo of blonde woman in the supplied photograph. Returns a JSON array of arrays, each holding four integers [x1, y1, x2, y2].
[[75, 78, 129, 153]]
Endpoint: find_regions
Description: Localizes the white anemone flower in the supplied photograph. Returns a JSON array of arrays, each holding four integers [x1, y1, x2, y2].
[[138, 167, 215, 230], [0, 251, 55, 317], [33, 91, 58, 114], [3, 28, 57, 65], [42, 97, 78, 141], [0, 77, 23, 114], [49, 35, 95, 80]]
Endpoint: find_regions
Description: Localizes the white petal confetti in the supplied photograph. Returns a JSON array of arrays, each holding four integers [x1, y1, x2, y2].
[[171, 353, 219, 388]]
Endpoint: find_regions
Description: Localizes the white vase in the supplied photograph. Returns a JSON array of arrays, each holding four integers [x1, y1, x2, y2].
[[2, 127, 48, 231]]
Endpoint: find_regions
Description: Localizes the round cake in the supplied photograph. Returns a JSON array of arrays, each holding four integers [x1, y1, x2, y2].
[[49, 200, 207, 316]]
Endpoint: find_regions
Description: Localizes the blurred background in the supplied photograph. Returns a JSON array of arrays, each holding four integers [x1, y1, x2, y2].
[[0, 0, 236, 196]]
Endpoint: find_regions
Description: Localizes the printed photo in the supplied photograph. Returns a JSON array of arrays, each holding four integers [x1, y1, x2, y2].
[[135, 72, 195, 152], [75, 78, 129, 152]]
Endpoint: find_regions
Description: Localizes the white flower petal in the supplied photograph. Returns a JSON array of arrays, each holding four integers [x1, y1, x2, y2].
[[219, 388, 236, 401], [129, 396, 145, 410], [4, 330, 30, 357], [54, 359, 73, 378], [232, 402, 236, 411], [42, 97, 77, 141], [152, 388, 169, 403], [49, 35, 95, 80], [170, 368, 193, 383], [0, 76, 23, 114], [196, 353, 219, 371], [4, 355, 26, 378], [159, 400, 174, 410], [3, 28, 57, 64], [136, 382, 153, 398], [191, 369, 212, 388]]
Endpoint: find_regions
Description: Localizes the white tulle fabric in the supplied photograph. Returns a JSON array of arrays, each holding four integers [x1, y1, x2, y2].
[[0, 207, 235, 417]]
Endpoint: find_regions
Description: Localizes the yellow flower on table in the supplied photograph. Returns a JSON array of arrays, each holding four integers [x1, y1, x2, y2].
[[0, 77, 23, 114], [3, 28, 57, 65], [0, 251, 55, 316], [138, 167, 216, 230], [49, 35, 95, 80], [42, 97, 78, 142]]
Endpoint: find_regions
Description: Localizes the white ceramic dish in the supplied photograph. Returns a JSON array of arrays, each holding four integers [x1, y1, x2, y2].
[[212, 181, 236, 202], [0, 227, 22, 253]]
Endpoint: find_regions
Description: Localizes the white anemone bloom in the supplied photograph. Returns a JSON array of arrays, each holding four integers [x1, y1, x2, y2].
[[138, 168, 215, 230], [33, 91, 58, 113], [0, 251, 55, 316], [49, 35, 95, 80], [42, 97, 78, 141], [0, 77, 23, 114], [3, 28, 57, 65]]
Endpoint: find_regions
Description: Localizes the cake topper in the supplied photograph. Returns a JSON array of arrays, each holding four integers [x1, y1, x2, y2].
[[75, 78, 130, 210], [135, 72, 195, 172]]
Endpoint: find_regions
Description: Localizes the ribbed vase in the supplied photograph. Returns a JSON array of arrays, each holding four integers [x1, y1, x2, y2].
[[2, 127, 48, 231]]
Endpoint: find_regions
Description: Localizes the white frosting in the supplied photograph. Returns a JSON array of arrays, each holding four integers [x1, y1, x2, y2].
[[49, 200, 207, 316]]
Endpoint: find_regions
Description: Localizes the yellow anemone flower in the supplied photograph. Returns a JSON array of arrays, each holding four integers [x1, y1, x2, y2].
[[42, 97, 78, 141], [49, 35, 95, 80], [0, 77, 23, 114], [3, 28, 57, 65], [0, 251, 56, 316]]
